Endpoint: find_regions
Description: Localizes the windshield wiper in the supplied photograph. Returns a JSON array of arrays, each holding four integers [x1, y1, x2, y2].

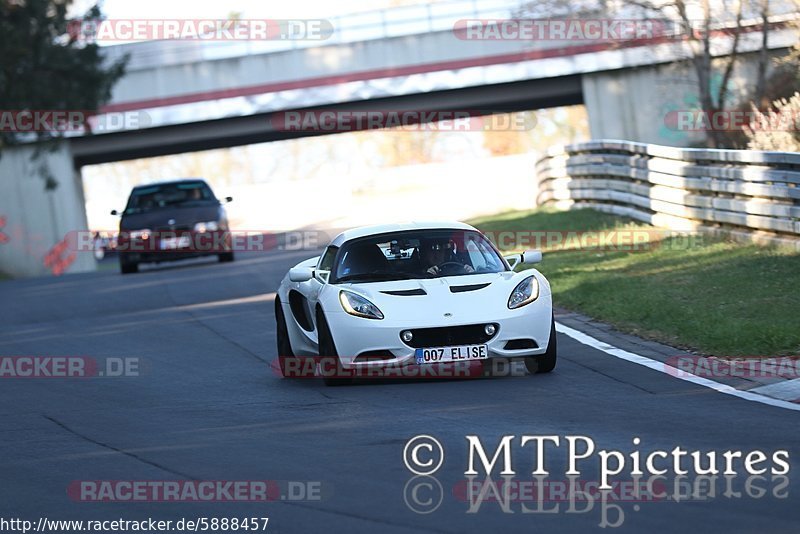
[[336, 271, 416, 283]]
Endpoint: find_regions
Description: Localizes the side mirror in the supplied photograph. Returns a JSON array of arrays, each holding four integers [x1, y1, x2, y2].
[[110, 209, 119, 216], [522, 250, 543, 264], [225, 196, 233, 203], [289, 267, 314, 283], [505, 249, 543, 269]]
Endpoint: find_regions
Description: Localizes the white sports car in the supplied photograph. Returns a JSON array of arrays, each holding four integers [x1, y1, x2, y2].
[[274, 222, 556, 385]]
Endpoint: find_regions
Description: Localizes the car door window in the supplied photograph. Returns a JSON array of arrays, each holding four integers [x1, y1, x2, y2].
[[316, 246, 338, 282]]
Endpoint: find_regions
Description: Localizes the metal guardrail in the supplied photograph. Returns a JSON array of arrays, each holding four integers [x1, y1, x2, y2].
[[536, 140, 800, 247]]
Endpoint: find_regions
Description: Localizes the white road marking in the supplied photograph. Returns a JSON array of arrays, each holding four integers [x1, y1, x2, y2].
[[555, 322, 800, 412], [175, 292, 276, 311], [747, 378, 800, 402]]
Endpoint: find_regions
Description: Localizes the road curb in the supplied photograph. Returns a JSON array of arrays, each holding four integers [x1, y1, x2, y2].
[[554, 307, 800, 406]]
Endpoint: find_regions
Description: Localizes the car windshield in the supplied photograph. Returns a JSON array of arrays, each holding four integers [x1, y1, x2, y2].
[[332, 229, 507, 283], [124, 182, 217, 214]]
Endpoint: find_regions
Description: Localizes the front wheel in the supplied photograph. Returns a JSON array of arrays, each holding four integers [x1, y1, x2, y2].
[[218, 251, 235, 263], [525, 315, 557, 374], [317, 309, 353, 387], [120, 257, 138, 274]]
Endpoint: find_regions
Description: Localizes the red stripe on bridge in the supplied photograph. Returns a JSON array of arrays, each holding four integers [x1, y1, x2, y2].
[[100, 22, 781, 114]]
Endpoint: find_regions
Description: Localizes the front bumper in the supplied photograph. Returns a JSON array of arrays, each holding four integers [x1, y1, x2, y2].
[[118, 230, 232, 263], [325, 294, 553, 369]]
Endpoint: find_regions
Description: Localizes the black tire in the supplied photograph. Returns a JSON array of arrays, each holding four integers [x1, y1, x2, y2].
[[525, 314, 557, 374], [218, 251, 235, 263], [120, 259, 138, 274], [317, 308, 353, 386], [275, 299, 302, 378]]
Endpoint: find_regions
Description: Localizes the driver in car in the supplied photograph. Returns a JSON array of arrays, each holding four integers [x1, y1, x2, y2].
[[421, 238, 474, 276]]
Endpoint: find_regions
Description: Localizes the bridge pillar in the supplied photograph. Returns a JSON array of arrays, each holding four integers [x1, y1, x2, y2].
[[0, 142, 96, 278], [582, 52, 769, 147], [582, 63, 707, 147]]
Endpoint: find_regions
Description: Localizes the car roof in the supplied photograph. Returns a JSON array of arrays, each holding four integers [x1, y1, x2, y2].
[[131, 178, 209, 190], [330, 221, 478, 247]]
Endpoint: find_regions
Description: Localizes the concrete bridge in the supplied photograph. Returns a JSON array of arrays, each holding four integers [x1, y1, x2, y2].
[[1, 0, 797, 276]]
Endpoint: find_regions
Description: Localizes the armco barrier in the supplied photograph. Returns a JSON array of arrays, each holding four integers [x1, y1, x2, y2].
[[536, 140, 800, 249]]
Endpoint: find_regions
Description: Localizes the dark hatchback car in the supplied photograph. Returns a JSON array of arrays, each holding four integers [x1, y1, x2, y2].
[[112, 179, 234, 274]]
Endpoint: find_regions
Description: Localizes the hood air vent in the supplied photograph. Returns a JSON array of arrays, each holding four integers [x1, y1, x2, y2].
[[380, 288, 427, 296], [450, 283, 490, 293]]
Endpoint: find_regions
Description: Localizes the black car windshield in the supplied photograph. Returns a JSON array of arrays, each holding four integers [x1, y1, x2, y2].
[[124, 182, 217, 214], [332, 230, 508, 283]]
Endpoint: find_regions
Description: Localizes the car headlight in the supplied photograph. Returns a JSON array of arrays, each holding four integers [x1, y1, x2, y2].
[[339, 291, 384, 320], [194, 221, 219, 233], [128, 229, 151, 240], [508, 275, 539, 309]]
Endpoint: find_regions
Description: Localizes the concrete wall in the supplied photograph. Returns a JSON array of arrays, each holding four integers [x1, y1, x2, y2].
[[0, 143, 95, 277], [98, 20, 796, 135], [105, 29, 570, 104], [582, 52, 772, 147]]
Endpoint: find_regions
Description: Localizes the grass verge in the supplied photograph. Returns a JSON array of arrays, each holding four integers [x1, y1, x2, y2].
[[469, 208, 800, 357]]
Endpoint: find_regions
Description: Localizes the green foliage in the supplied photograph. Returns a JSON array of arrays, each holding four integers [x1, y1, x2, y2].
[[471, 208, 800, 356], [0, 0, 127, 148], [745, 92, 800, 152]]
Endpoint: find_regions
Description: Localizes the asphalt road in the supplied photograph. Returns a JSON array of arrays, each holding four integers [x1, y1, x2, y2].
[[1, 249, 798, 533]]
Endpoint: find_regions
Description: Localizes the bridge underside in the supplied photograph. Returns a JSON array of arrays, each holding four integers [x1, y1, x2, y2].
[[71, 75, 583, 167]]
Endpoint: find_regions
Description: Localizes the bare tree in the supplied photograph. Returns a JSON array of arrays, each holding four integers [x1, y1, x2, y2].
[[514, 0, 793, 147], [618, 0, 779, 147], [754, 0, 772, 106]]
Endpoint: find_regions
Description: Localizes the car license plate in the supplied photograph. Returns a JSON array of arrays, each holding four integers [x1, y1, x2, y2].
[[160, 236, 191, 250], [415, 344, 488, 364]]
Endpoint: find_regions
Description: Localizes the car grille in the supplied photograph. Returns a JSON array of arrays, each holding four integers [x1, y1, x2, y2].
[[403, 324, 498, 348]]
